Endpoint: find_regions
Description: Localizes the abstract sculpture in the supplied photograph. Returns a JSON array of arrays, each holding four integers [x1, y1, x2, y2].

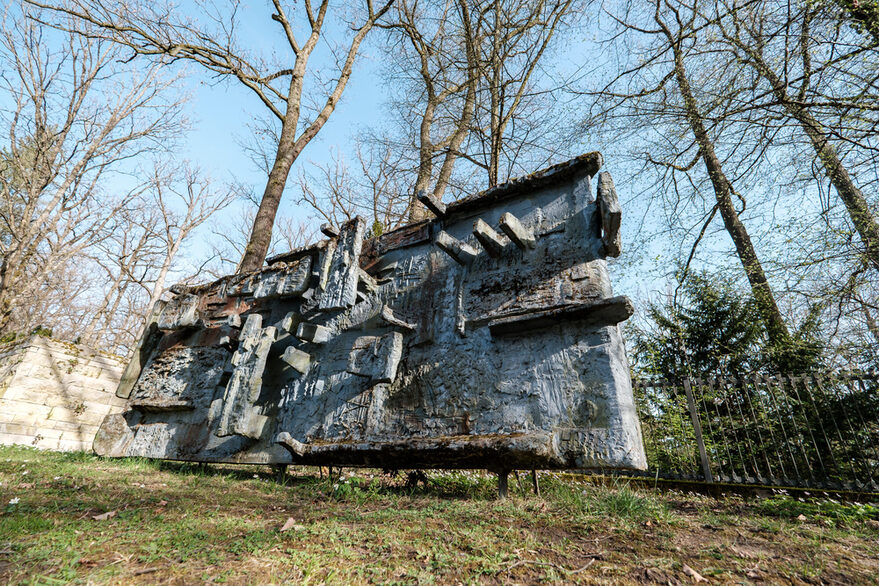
[[95, 152, 647, 487]]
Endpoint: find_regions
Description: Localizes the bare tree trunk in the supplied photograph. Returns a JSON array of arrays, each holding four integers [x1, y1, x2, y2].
[[432, 72, 476, 203], [408, 99, 438, 222], [388, 0, 480, 221], [477, 0, 574, 188], [487, 0, 503, 188], [655, 3, 792, 349], [861, 301, 879, 348], [0, 253, 17, 334], [798, 112, 879, 271], [239, 114, 301, 273], [237, 3, 392, 273], [146, 245, 177, 314]]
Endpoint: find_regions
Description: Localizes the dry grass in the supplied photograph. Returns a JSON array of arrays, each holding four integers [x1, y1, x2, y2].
[[1, 445, 877, 584]]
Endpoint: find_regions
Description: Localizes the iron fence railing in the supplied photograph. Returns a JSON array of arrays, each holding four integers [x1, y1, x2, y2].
[[626, 372, 879, 492]]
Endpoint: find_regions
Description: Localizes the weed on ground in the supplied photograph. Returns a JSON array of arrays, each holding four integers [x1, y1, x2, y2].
[[1, 445, 877, 584]]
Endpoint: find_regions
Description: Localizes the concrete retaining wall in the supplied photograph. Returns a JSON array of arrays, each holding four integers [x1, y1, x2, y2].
[[0, 336, 126, 452]]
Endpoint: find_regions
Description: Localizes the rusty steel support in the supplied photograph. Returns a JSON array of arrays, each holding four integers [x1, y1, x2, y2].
[[274, 464, 288, 485], [497, 469, 510, 499]]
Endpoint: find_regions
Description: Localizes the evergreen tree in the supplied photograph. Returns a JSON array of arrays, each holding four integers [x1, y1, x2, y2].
[[631, 272, 823, 381]]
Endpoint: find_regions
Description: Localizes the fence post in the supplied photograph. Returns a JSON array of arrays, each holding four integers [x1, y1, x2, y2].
[[683, 378, 714, 483]]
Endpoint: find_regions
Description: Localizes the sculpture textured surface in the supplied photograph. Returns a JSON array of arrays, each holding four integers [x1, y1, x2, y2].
[[95, 152, 647, 472]]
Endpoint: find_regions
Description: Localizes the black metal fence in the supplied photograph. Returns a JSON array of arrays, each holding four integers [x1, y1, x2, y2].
[[628, 373, 879, 493]]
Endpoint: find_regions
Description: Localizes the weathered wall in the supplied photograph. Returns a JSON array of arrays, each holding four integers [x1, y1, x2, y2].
[[96, 152, 647, 472], [0, 336, 126, 451]]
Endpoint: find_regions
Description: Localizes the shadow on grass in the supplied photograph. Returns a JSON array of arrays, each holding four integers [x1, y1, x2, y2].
[[147, 459, 502, 500]]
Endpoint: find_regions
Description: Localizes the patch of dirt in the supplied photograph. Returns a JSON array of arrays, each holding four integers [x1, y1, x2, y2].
[[634, 566, 683, 585]]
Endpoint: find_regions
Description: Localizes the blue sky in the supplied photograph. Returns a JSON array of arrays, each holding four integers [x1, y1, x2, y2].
[[174, 7, 396, 231]]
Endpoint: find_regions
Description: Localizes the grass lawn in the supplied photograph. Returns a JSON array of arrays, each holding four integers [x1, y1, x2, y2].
[[1, 445, 877, 584]]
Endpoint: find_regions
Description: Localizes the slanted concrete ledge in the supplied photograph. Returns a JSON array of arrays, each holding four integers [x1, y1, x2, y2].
[[0, 336, 126, 452]]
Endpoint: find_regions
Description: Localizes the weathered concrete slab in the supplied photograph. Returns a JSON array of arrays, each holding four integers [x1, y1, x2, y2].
[[499, 212, 536, 250], [318, 217, 365, 310], [472, 218, 506, 257], [347, 332, 403, 384], [0, 336, 126, 452], [281, 346, 311, 373], [435, 230, 478, 265], [597, 171, 622, 257], [96, 153, 646, 472], [216, 315, 276, 438], [417, 190, 448, 218]]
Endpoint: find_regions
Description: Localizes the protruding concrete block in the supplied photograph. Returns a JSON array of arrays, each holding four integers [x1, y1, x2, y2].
[[473, 218, 506, 257], [319, 217, 365, 310], [435, 231, 478, 265], [278, 312, 298, 333], [417, 190, 447, 217], [499, 212, 536, 250], [320, 223, 340, 238], [281, 346, 311, 374], [358, 268, 378, 294], [216, 319, 276, 438], [239, 313, 264, 351], [597, 171, 621, 257], [380, 305, 416, 331], [347, 332, 403, 384], [244, 413, 270, 439], [485, 296, 634, 335], [130, 398, 195, 412], [296, 323, 332, 344]]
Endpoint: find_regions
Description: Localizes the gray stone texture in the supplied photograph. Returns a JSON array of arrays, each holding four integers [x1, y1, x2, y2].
[[597, 171, 622, 257], [95, 152, 647, 472]]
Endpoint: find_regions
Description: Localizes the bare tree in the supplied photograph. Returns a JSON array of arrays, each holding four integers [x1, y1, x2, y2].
[[348, 0, 576, 227], [469, 0, 576, 187], [31, 0, 395, 273], [710, 0, 879, 271], [297, 144, 411, 234], [78, 163, 236, 349], [581, 0, 795, 358], [142, 164, 237, 311], [0, 5, 183, 338], [77, 203, 162, 348], [379, 0, 480, 220]]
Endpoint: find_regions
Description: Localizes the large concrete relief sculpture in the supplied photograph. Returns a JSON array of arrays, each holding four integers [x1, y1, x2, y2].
[[95, 152, 647, 475]]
